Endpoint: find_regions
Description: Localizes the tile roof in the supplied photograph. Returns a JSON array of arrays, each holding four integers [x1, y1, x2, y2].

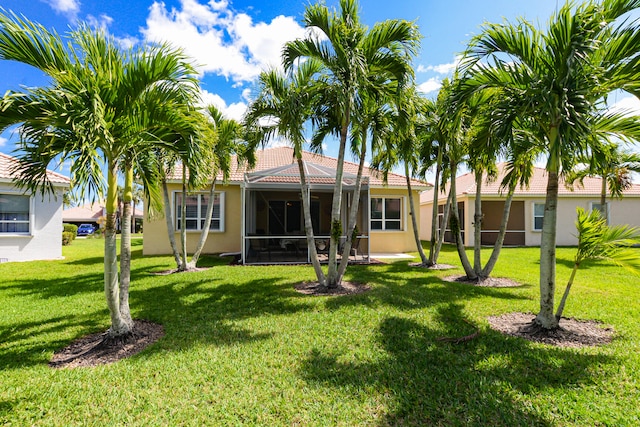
[[63, 202, 142, 221], [168, 146, 430, 189], [0, 152, 70, 186], [421, 163, 640, 204]]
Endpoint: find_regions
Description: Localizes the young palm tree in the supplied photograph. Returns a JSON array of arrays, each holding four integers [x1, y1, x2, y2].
[[282, 0, 420, 288], [457, 0, 640, 329], [244, 60, 328, 285], [567, 142, 640, 223], [555, 207, 640, 320], [0, 12, 204, 337]]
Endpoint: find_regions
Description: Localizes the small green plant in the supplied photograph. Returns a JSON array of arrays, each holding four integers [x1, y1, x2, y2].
[[63, 223, 78, 239], [61, 231, 75, 246], [555, 207, 640, 320]]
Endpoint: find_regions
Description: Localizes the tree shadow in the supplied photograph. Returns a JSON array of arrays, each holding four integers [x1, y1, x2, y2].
[[0, 311, 107, 370], [322, 263, 530, 312], [299, 303, 616, 426]]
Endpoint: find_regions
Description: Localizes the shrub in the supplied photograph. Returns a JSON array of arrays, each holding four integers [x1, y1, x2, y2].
[[62, 231, 75, 246], [63, 223, 78, 239]]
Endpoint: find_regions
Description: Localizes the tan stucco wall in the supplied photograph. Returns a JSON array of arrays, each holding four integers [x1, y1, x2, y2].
[[421, 195, 640, 247], [143, 183, 243, 256], [144, 184, 423, 256], [369, 188, 421, 253]]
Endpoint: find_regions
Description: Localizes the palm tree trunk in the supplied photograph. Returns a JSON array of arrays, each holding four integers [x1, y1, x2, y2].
[[434, 186, 453, 262], [189, 178, 217, 269], [337, 134, 367, 282], [405, 162, 428, 265], [481, 187, 515, 278], [162, 179, 182, 269], [297, 156, 326, 286], [473, 171, 483, 275], [105, 162, 131, 337], [179, 164, 188, 271], [555, 262, 579, 320], [450, 163, 476, 280], [118, 163, 134, 328], [428, 158, 442, 265], [327, 118, 349, 287], [536, 167, 559, 329], [600, 178, 607, 223]]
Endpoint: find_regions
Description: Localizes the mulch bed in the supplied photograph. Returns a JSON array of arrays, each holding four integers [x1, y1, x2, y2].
[[443, 275, 523, 287], [49, 320, 164, 369], [408, 262, 457, 270], [487, 312, 614, 348], [294, 281, 371, 296]]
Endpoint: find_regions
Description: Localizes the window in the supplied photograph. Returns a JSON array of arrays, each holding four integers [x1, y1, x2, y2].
[[371, 197, 402, 230], [0, 194, 30, 234], [533, 203, 545, 231], [175, 192, 224, 232]]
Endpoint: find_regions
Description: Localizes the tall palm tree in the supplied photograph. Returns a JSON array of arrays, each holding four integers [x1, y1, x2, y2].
[[0, 12, 204, 337], [371, 84, 430, 265], [282, 0, 420, 288], [457, 0, 640, 329], [244, 59, 328, 285]]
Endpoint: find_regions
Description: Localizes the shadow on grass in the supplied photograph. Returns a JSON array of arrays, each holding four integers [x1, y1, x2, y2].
[[0, 311, 107, 370], [322, 263, 530, 312], [300, 303, 616, 426]]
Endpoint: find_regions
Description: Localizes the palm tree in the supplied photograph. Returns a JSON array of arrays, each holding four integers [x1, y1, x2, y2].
[[457, 0, 640, 329], [244, 60, 328, 286], [0, 12, 204, 337], [567, 142, 640, 223], [555, 207, 640, 320], [282, 0, 420, 288], [371, 84, 430, 265]]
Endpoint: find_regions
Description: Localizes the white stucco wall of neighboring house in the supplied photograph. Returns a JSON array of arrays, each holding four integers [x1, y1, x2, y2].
[[0, 183, 66, 262]]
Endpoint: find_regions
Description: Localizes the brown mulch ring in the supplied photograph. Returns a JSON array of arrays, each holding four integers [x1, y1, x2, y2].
[[487, 312, 614, 348], [294, 281, 371, 296], [443, 275, 523, 287], [151, 267, 209, 275], [408, 262, 457, 270], [49, 320, 164, 369]]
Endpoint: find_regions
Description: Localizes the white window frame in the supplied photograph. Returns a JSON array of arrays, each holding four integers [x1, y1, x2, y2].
[[370, 196, 404, 231], [590, 201, 610, 224], [532, 202, 545, 232], [174, 191, 225, 232], [0, 193, 32, 236]]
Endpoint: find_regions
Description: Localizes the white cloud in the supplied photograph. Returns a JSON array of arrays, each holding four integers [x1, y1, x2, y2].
[[141, 0, 305, 83], [0, 136, 7, 148], [417, 56, 462, 75], [609, 95, 640, 117], [417, 77, 442, 94], [41, 0, 80, 20], [86, 14, 114, 30], [199, 89, 247, 121]]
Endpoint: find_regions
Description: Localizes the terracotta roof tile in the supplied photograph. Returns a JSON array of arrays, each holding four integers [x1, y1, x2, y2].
[[421, 163, 640, 203], [168, 146, 430, 189], [0, 152, 70, 186]]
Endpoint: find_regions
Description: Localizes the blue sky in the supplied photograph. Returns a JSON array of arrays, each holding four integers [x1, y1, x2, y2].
[[1, 0, 639, 173]]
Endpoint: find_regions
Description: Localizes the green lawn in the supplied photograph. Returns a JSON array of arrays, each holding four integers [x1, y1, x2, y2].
[[1, 239, 639, 426]]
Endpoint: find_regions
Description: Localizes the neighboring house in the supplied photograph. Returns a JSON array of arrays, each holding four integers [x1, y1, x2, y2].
[[0, 152, 70, 262], [63, 202, 143, 232], [144, 147, 430, 264], [420, 163, 640, 247]]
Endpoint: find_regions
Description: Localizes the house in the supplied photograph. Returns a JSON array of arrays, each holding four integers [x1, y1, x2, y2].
[[0, 152, 70, 262], [419, 163, 640, 247], [63, 202, 143, 232], [143, 147, 430, 263]]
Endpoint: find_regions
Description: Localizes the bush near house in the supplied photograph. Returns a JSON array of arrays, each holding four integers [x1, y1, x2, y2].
[[62, 223, 78, 238]]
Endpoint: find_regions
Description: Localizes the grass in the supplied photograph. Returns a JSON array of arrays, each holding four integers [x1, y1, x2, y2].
[[1, 239, 639, 426]]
